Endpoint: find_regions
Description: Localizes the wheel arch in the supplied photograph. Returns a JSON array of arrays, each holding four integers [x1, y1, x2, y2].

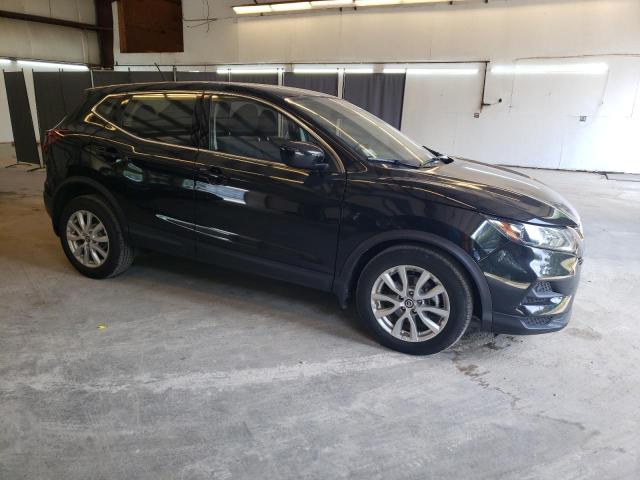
[[332, 231, 493, 330], [51, 177, 128, 237]]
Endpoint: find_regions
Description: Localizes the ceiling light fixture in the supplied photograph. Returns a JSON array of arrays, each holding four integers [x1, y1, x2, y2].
[[354, 0, 401, 5], [0, 58, 11, 65], [491, 63, 609, 75], [310, 0, 353, 6], [233, 4, 272, 14], [402, 0, 450, 3], [271, 1, 312, 10], [293, 66, 340, 74], [17, 60, 88, 71], [382, 66, 479, 75], [233, 0, 455, 15], [407, 67, 479, 75], [216, 66, 282, 74], [344, 67, 374, 74]]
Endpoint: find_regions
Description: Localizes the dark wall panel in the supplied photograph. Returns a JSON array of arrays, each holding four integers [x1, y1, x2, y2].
[[92, 71, 131, 86], [60, 72, 92, 113], [176, 71, 227, 82], [129, 71, 171, 83], [343, 73, 406, 129], [94, 70, 172, 87], [283, 73, 338, 96], [33, 73, 65, 145], [33, 72, 92, 144], [3, 71, 40, 165]]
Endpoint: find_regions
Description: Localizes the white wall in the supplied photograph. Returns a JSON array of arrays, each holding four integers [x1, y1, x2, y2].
[[401, 57, 640, 173], [112, 0, 640, 173], [0, 0, 99, 64], [0, 0, 99, 143], [115, 0, 640, 65]]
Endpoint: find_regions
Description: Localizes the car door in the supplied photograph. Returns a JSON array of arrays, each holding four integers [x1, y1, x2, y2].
[[194, 93, 346, 290], [91, 91, 202, 258]]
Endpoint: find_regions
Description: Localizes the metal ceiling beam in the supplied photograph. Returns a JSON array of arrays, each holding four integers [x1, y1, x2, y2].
[[0, 9, 112, 32]]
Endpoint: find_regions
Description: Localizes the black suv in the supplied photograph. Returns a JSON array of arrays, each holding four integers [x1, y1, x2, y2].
[[43, 82, 584, 354]]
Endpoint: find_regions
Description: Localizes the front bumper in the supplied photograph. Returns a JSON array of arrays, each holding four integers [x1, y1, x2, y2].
[[478, 239, 583, 335], [491, 307, 573, 335]]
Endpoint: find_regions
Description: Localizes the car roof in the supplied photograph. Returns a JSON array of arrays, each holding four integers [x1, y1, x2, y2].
[[87, 81, 333, 101]]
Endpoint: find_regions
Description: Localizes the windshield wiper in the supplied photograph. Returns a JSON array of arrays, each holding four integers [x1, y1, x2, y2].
[[367, 157, 419, 168], [424, 146, 445, 157], [422, 146, 453, 166], [423, 156, 450, 166]]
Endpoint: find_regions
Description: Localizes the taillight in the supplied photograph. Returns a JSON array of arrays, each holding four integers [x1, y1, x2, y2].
[[43, 129, 70, 153]]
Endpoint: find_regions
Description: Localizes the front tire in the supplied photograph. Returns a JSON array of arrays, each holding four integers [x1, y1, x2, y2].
[[356, 245, 473, 355], [59, 195, 134, 279]]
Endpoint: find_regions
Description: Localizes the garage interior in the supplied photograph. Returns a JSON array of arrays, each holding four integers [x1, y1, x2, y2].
[[1, 0, 639, 478]]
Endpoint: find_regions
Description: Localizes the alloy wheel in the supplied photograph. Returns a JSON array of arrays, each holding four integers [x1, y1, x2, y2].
[[66, 210, 110, 268], [370, 265, 450, 342]]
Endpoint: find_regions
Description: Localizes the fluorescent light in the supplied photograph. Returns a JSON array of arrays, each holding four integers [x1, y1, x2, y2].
[[217, 66, 281, 74], [271, 1, 311, 11], [17, 60, 88, 71], [233, 0, 455, 15], [407, 67, 479, 75], [233, 4, 272, 14], [402, 0, 450, 3], [0, 58, 11, 65], [293, 66, 339, 74], [344, 67, 374, 74], [310, 0, 353, 6], [491, 63, 609, 75], [355, 0, 401, 6], [382, 66, 479, 75], [295, 65, 372, 74]]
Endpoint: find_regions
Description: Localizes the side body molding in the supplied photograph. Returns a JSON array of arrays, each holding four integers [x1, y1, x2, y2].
[[332, 230, 494, 330]]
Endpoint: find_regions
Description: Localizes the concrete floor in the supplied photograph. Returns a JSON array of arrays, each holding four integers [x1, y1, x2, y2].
[[1, 143, 639, 479]]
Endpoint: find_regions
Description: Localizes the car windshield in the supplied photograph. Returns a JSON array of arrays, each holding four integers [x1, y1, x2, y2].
[[287, 96, 435, 167]]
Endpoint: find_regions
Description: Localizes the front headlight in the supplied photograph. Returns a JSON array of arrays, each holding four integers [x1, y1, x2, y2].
[[488, 218, 581, 253]]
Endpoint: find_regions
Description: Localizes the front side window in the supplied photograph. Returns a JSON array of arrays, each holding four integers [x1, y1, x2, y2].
[[209, 96, 317, 163], [95, 93, 200, 147]]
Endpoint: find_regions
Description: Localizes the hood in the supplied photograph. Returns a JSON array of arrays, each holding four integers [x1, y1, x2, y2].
[[386, 157, 581, 227]]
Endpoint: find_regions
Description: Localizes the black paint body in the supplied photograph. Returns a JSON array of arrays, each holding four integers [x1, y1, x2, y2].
[[43, 82, 584, 335]]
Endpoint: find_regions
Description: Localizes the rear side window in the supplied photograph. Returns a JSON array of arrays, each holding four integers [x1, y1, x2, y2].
[[121, 93, 199, 147], [94, 92, 200, 147]]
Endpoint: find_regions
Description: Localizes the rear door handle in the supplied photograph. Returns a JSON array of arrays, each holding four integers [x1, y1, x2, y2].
[[94, 145, 125, 163], [198, 166, 228, 184]]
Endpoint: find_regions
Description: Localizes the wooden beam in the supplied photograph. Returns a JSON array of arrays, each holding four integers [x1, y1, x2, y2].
[[95, 0, 115, 68]]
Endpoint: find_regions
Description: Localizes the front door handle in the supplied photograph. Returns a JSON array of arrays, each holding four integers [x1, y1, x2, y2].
[[198, 166, 228, 185]]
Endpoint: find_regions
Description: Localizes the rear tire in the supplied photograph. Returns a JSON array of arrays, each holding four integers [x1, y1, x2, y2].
[[59, 195, 134, 279], [356, 245, 473, 355]]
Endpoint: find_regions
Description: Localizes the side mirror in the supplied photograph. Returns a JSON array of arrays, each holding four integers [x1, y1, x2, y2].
[[280, 141, 328, 172]]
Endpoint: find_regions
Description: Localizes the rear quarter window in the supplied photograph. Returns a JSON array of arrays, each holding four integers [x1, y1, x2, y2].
[[95, 95, 126, 124], [121, 93, 198, 147], [94, 92, 200, 148]]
